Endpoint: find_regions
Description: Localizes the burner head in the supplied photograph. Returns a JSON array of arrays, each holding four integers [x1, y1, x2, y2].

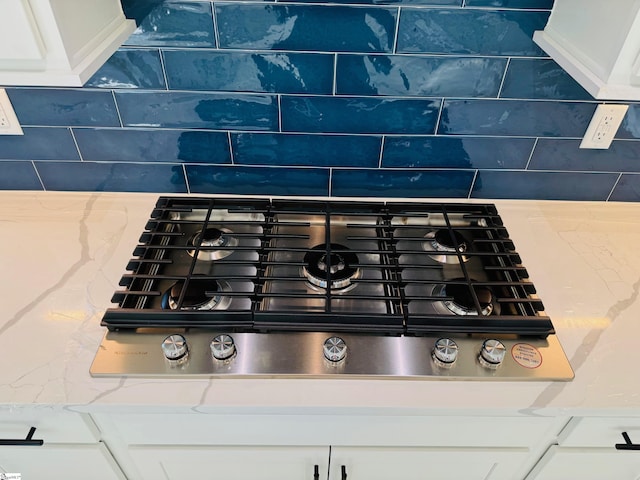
[[162, 278, 232, 311], [302, 243, 360, 292], [423, 229, 469, 264], [443, 282, 494, 316], [187, 227, 238, 261]]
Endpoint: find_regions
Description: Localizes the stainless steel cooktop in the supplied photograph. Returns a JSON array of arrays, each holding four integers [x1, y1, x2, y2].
[[90, 197, 574, 381]]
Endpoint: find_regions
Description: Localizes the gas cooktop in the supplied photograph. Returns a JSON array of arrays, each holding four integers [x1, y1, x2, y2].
[[90, 197, 574, 380]]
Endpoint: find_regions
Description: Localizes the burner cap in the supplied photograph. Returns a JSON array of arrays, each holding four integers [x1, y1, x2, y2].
[[163, 278, 231, 311], [443, 283, 494, 316], [302, 243, 360, 292], [187, 227, 238, 261], [423, 229, 468, 264]]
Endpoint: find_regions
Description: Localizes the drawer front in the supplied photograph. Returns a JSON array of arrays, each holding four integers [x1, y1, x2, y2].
[[0, 407, 98, 444], [527, 445, 640, 480], [94, 413, 557, 448], [559, 417, 640, 448], [129, 445, 328, 480]]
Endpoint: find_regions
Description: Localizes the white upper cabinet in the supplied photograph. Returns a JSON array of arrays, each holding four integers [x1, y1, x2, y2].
[[0, 0, 135, 86], [533, 0, 640, 100]]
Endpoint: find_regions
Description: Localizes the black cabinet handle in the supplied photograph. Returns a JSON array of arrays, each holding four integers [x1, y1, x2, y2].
[[615, 432, 640, 450], [314, 464, 319, 480], [0, 427, 44, 446], [341, 465, 347, 480]]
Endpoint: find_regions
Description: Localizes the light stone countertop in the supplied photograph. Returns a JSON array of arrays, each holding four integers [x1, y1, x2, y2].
[[2, 191, 640, 416]]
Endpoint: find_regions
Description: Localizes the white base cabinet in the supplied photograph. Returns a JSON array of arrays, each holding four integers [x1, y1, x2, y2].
[[0, 407, 125, 479], [526, 417, 640, 480]]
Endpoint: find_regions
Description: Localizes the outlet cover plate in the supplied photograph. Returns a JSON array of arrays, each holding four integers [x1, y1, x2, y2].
[[0, 89, 23, 135], [580, 104, 628, 149]]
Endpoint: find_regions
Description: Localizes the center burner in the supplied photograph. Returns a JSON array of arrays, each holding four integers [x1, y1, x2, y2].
[[423, 229, 469, 264], [187, 227, 238, 261], [162, 278, 232, 311], [302, 243, 361, 292]]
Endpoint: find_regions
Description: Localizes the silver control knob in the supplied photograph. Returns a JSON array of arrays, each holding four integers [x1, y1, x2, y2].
[[432, 338, 458, 368], [210, 334, 236, 361], [162, 334, 188, 363], [479, 339, 506, 369], [323, 336, 347, 363]]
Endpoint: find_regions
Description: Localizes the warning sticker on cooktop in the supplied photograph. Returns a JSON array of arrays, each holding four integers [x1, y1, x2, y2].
[[511, 343, 542, 369]]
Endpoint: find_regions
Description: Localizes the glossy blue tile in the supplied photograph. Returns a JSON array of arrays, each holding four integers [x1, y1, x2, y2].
[[439, 99, 597, 137], [6, 89, 120, 127], [471, 171, 618, 200], [397, 9, 549, 56], [0, 128, 79, 161], [216, 4, 396, 53], [121, 1, 215, 47], [529, 139, 640, 172], [85, 49, 165, 89], [115, 92, 278, 131], [299, 0, 460, 3], [0, 162, 42, 190], [465, 0, 553, 8], [500, 59, 592, 100], [163, 51, 333, 94], [617, 104, 640, 140], [609, 174, 640, 202], [336, 55, 506, 97], [73, 129, 230, 164], [232, 133, 380, 167], [382, 136, 534, 169], [186, 165, 329, 196], [35, 161, 187, 192], [281, 96, 441, 134], [331, 169, 474, 197]]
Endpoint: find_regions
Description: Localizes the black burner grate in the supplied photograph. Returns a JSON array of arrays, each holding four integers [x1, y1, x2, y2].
[[102, 197, 554, 337]]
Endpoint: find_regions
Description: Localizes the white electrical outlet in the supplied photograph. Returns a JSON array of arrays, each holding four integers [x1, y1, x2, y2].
[[0, 88, 24, 135], [580, 104, 628, 149]]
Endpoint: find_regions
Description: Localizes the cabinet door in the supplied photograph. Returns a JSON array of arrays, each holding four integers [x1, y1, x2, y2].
[[0, 443, 125, 480], [526, 445, 640, 480], [129, 445, 329, 480], [329, 446, 531, 480]]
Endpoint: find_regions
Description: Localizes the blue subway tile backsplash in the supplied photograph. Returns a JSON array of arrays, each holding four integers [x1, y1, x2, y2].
[[163, 51, 334, 94], [215, 4, 397, 52], [1, 0, 639, 202]]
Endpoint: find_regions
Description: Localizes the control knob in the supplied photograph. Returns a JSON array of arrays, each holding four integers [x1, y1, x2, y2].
[[432, 338, 458, 368], [323, 336, 347, 363], [162, 334, 188, 364], [479, 339, 506, 369], [210, 334, 236, 361]]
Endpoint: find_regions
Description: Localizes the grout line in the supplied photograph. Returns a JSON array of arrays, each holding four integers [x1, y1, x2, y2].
[[183, 164, 192, 194], [211, 1, 221, 49], [158, 49, 170, 90], [378, 136, 385, 168], [328, 167, 333, 196], [68, 128, 84, 162], [31, 161, 46, 191], [524, 137, 538, 170], [111, 91, 125, 128], [227, 131, 235, 164], [332, 53, 338, 96], [433, 98, 445, 135], [277, 95, 283, 132], [496, 57, 511, 98], [606, 173, 623, 201], [392, 6, 401, 54], [467, 169, 478, 199]]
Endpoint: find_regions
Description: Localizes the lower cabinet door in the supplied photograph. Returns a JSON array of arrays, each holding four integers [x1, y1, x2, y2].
[[0, 443, 125, 480], [526, 446, 640, 480], [328, 446, 531, 480], [129, 445, 329, 480]]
